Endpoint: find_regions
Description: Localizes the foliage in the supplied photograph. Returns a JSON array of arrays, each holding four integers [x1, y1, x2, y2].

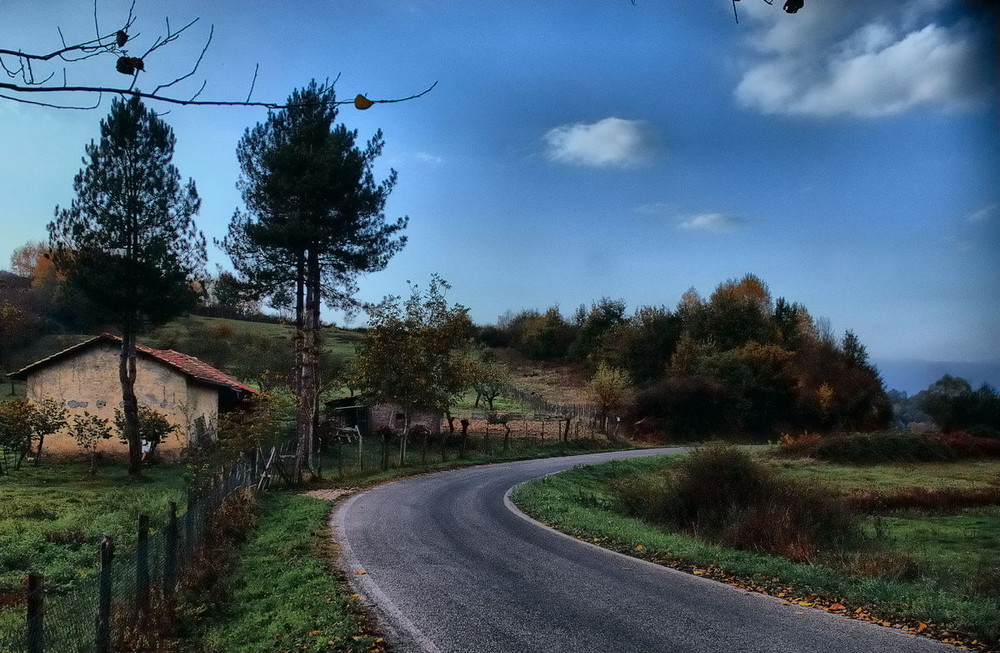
[[67, 412, 113, 474], [48, 95, 205, 477], [468, 354, 512, 411], [113, 405, 178, 457], [615, 444, 863, 560], [776, 429, 1000, 464], [587, 363, 635, 429], [0, 399, 36, 472], [351, 276, 473, 425], [490, 273, 890, 441], [917, 375, 1000, 435]]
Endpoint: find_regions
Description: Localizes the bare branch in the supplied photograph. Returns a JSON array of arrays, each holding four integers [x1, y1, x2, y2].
[[245, 63, 259, 103], [151, 24, 212, 96], [0, 80, 439, 110], [0, 90, 102, 110]]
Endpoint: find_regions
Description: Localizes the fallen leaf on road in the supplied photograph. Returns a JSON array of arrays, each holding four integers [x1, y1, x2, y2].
[[355, 570, 367, 575]]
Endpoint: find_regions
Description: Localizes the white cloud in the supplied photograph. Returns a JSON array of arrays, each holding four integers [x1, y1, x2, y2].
[[635, 202, 673, 216], [736, 1, 990, 118], [543, 117, 656, 168], [415, 152, 443, 165], [678, 213, 745, 234], [966, 202, 999, 223]]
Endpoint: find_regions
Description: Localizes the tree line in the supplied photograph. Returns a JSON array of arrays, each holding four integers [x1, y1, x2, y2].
[[480, 274, 892, 440]]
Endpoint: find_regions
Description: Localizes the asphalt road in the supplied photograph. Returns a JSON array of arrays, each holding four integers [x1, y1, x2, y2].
[[333, 448, 959, 653]]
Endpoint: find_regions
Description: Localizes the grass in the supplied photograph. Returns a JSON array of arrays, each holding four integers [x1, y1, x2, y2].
[[774, 458, 1000, 493], [194, 492, 381, 653], [0, 461, 190, 591], [511, 453, 1000, 648]]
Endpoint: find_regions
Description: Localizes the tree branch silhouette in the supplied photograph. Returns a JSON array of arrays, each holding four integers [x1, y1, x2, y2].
[[0, 1, 435, 111]]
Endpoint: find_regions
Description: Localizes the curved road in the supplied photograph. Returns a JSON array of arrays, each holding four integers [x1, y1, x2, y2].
[[334, 448, 957, 653]]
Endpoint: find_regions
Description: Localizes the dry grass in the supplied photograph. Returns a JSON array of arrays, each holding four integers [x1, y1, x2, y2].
[[496, 348, 592, 405]]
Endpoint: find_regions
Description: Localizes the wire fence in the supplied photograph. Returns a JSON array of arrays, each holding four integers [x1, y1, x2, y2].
[[0, 451, 265, 653]]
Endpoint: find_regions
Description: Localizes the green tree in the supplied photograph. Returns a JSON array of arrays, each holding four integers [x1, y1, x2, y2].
[[28, 398, 68, 466], [469, 355, 512, 412], [0, 399, 35, 473], [351, 277, 472, 453], [222, 80, 407, 479], [48, 96, 205, 477], [114, 405, 178, 461], [68, 412, 112, 475]]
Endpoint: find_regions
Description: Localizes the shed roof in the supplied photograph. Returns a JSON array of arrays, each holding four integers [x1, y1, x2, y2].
[[8, 333, 259, 396]]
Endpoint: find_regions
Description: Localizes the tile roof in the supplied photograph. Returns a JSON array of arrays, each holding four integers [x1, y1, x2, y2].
[[8, 333, 259, 395]]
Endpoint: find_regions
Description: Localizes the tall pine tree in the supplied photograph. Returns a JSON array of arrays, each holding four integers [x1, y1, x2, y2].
[[222, 80, 407, 478], [49, 96, 204, 477]]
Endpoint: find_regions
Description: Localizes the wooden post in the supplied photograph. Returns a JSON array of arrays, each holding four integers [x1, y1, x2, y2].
[[137, 514, 150, 616], [26, 572, 43, 653], [185, 492, 196, 554], [95, 536, 114, 653], [460, 419, 469, 459], [164, 502, 178, 604]]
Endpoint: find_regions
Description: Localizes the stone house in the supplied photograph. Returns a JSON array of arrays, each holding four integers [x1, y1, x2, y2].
[[325, 396, 441, 437], [8, 333, 258, 456]]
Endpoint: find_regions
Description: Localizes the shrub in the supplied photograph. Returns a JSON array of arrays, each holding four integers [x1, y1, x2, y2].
[[851, 551, 922, 582], [615, 443, 863, 560], [846, 486, 1000, 513], [774, 429, 1000, 464]]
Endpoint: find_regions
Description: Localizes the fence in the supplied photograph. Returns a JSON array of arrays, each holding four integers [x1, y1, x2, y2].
[[0, 452, 265, 653]]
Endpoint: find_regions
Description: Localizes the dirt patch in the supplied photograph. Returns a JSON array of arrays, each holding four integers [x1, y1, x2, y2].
[[302, 488, 356, 502]]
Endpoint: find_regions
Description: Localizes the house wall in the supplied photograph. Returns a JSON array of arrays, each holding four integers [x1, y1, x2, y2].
[[24, 343, 219, 457]]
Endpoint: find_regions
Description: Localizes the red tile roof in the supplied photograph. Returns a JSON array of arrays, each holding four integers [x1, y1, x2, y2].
[[9, 333, 259, 395]]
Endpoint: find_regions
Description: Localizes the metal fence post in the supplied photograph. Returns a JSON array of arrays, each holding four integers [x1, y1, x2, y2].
[[95, 536, 114, 653], [26, 572, 43, 653]]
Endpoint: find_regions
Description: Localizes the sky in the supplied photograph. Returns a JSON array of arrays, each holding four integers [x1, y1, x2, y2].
[[0, 0, 997, 393]]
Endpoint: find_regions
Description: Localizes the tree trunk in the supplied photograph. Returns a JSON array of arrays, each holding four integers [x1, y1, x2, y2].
[[33, 435, 44, 466], [460, 419, 469, 459], [120, 327, 142, 478], [292, 254, 306, 482]]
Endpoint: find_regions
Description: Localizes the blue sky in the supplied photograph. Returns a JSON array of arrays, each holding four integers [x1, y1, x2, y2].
[[0, 0, 997, 392]]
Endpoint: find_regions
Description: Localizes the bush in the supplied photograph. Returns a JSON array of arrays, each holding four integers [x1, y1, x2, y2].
[[775, 429, 1000, 464], [615, 443, 863, 560]]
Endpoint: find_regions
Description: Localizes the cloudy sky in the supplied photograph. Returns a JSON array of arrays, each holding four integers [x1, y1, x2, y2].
[[0, 0, 997, 391]]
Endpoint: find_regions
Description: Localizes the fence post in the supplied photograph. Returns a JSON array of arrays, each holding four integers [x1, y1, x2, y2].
[[26, 572, 43, 653], [185, 492, 195, 557], [95, 536, 114, 653], [137, 514, 150, 616], [164, 502, 178, 604]]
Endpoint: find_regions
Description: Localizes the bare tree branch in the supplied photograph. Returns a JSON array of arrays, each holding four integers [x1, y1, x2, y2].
[[0, 80, 438, 110], [0, 3, 435, 111]]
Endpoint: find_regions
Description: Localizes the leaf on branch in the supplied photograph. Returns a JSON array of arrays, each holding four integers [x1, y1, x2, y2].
[[115, 56, 144, 75], [354, 94, 374, 110], [116, 30, 128, 47]]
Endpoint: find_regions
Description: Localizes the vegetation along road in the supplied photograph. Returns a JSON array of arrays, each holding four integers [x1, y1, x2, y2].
[[335, 448, 960, 653]]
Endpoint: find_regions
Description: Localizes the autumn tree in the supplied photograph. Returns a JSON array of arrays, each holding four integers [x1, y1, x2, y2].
[[588, 363, 636, 435], [49, 96, 205, 478], [222, 80, 407, 479]]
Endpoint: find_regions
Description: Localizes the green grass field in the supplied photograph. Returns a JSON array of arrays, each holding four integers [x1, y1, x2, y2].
[[512, 453, 1000, 648], [194, 492, 381, 653]]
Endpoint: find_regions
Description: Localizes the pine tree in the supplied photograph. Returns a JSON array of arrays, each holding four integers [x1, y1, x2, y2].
[[49, 96, 204, 477], [222, 80, 407, 479]]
